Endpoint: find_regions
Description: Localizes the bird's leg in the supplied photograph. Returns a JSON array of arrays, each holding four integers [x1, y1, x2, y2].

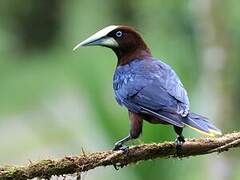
[[113, 111, 143, 151], [113, 111, 143, 170], [113, 135, 131, 152], [173, 126, 185, 154]]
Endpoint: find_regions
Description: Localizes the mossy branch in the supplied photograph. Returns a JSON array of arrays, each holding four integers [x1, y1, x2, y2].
[[0, 132, 240, 180]]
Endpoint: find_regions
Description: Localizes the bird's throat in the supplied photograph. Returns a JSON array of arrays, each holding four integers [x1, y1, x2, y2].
[[115, 48, 152, 66]]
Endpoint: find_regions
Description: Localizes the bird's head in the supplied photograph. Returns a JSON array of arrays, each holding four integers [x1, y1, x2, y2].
[[73, 25, 152, 65]]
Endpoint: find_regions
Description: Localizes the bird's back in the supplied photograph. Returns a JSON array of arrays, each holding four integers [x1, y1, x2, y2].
[[113, 58, 190, 117]]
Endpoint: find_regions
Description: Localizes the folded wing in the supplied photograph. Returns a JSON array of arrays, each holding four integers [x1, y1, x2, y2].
[[113, 59, 190, 127]]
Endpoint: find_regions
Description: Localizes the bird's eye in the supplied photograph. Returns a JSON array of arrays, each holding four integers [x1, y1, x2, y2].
[[116, 31, 123, 38]]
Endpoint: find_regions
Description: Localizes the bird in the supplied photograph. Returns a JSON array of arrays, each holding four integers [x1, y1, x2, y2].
[[73, 25, 222, 151]]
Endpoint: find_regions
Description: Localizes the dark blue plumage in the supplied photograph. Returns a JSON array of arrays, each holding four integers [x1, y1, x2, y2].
[[113, 58, 189, 127]]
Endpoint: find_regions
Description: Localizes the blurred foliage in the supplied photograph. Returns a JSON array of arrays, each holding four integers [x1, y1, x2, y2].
[[0, 0, 239, 180], [0, 0, 62, 51]]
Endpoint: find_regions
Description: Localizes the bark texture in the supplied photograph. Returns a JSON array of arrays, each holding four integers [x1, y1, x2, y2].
[[0, 132, 239, 180]]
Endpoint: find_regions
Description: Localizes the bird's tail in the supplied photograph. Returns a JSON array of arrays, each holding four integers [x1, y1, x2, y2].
[[182, 112, 222, 137]]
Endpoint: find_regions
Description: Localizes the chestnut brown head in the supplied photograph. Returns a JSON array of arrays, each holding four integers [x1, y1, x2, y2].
[[73, 25, 152, 65]]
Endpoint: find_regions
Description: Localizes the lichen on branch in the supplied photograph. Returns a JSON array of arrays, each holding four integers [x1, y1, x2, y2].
[[0, 132, 240, 180]]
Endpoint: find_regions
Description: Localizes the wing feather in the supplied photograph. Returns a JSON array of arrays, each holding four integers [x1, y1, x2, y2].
[[113, 59, 190, 124]]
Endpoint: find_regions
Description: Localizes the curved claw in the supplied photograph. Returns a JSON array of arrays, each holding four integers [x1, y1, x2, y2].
[[176, 135, 185, 144], [119, 144, 129, 154], [113, 143, 128, 171], [113, 142, 122, 151], [113, 164, 120, 170], [113, 143, 129, 154], [113, 162, 125, 170]]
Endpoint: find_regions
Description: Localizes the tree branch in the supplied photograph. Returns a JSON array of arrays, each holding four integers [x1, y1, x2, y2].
[[0, 132, 240, 180]]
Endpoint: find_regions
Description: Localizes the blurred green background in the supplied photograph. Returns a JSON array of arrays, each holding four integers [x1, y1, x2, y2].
[[0, 0, 240, 179]]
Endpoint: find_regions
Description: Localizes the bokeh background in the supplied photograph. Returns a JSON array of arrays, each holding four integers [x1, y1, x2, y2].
[[0, 0, 240, 179]]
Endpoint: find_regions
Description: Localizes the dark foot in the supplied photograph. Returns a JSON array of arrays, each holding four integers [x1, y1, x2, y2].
[[113, 142, 129, 153], [112, 143, 129, 170], [175, 135, 185, 145], [175, 135, 185, 155], [113, 135, 131, 152], [113, 163, 125, 170]]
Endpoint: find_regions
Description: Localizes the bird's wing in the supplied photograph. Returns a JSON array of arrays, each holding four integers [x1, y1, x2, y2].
[[155, 59, 190, 115], [113, 59, 189, 126]]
